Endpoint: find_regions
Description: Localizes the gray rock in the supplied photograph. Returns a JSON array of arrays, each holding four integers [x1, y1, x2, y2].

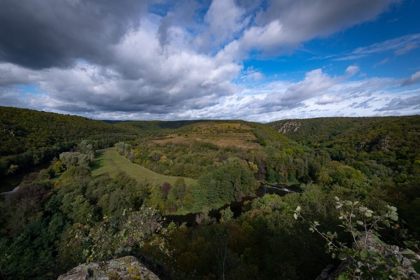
[[57, 256, 160, 280], [277, 121, 301, 134]]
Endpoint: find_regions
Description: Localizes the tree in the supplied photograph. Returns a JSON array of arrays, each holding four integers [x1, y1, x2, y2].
[[220, 208, 233, 223], [198, 158, 258, 206], [59, 152, 91, 169], [161, 182, 172, 200]]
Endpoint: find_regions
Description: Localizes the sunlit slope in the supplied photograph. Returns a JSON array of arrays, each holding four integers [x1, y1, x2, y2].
[[92, 148, 196, 186]]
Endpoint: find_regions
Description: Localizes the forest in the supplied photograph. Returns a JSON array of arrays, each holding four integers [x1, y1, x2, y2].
[[0, 106, 419, 279]]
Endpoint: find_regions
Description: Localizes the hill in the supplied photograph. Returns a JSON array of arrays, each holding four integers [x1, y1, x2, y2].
[[271, 116, 420, 148], [271, 116, 420, 233], [127, 120, 304, 179], [0, 106, 136, 183], [270, 116, 420, 177]]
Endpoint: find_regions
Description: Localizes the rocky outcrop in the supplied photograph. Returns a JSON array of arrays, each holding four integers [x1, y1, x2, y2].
[[277, 121, 301, 134], [58, 256, 160, 280]]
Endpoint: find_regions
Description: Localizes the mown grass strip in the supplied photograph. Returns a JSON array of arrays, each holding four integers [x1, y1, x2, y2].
[[92, 148, 196, 186]]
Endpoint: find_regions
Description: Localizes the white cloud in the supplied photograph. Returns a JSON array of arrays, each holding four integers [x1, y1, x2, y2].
[[2, 62, 419, 120], [217, 0, 397, 61], [335, 33, 420, 61], [0, 17, 242, 115], [1, 0, 418, 121], [204, 0, 247, 46], [345, 65, 360, 76], [187, 68, 419, 122], [402, 71, 420, 86]]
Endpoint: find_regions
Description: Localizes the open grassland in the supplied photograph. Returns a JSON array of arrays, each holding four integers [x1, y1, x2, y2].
[[151, 121, 261, 150], [92, 148, 196, 186]]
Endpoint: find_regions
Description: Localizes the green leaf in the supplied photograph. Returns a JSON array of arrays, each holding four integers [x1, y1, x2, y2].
[[360, 249, 368, 260], [337, 273, 349, 280]]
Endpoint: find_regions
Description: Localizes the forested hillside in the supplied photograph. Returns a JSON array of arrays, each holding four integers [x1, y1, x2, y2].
[[0, 109, 419, 279], [271, 116, 420, 233], [0, 106, 136, 183]]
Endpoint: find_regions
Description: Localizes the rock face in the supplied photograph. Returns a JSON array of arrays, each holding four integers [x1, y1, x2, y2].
[[57, 256, 160, 280], [276, 121, 301, 134]]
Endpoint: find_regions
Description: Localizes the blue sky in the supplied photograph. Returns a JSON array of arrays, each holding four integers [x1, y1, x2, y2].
[[244, 0, 420, 80], [0, 0, 419, 121]]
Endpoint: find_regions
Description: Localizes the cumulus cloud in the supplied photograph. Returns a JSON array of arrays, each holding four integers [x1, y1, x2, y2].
[[157, 0, 201, 47], [402, 71, 420, 86], [0, 0, 418, 121], [0, 63, 39, 86], [206, 68, 419, 121], [0, 16, 241, 115], [204, 0, 247, 46], [217, 0, 397, 61], [2, 62, 418, 120], [278, 69, 335, 108], [0, 0, 150, 69]]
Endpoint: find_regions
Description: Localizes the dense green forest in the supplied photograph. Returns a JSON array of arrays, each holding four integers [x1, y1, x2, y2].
[[271, 117, 420, 234], [0, 106, 137, 190], [0, 107, 419, 279]]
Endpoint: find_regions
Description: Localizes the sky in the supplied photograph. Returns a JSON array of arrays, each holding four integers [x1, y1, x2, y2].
[[0, 0, 419, 122]]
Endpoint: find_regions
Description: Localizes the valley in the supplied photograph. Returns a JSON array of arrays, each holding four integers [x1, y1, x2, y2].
[[0, 107, 419, 280]]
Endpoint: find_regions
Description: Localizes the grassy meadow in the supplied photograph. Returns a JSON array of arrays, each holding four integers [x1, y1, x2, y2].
[[92, 148, 196, 186]]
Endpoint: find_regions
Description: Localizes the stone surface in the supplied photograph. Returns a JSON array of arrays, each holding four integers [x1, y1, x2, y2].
[[277, 121, 301, 134], [57, 256, 160, 280]]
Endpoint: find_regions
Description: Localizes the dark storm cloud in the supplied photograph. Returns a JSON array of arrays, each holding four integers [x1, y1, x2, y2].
[[0, 0, 148, 69]]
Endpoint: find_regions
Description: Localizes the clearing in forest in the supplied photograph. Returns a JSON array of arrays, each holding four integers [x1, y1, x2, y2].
[[92, 148, 196, 186], [151, 121, 261, 150]]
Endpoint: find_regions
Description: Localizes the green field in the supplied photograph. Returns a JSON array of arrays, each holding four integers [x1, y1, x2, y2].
[[92, 148, 196, 186]]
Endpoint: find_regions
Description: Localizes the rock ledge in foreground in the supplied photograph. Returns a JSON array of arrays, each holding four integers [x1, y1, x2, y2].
[[57, 256, 160, 280]]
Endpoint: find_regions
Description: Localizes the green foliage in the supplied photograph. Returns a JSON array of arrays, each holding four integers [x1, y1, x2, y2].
[[0, 156, 160, 279], [318, 161, 369, 189], [1, 114, 419, 280], [158, 189, 337, 280], [198, 158, 259, 207], [115, 141, 133, 159], [272, 116, 420, 235], [220, 208, 233, 223], [0, 106, 135, 157], [0, 106, 136, 179], [92, 148, 196, 187], [294, 197, 418, 279], [59, 151, 92, 169], [61, 206, 164, 263]]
